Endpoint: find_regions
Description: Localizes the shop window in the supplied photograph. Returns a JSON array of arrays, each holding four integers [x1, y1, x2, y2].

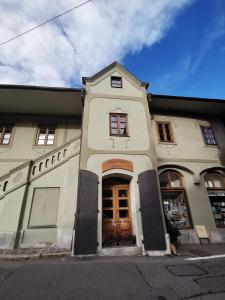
[[0, 124, 13, 145], [110, 113, 128, 136], [204, 172, 225, 227], [111, 76, 122, 88], [156, 122, 173, 143], [159, 170, 192, 229], [201, 126, 216, 145], [29, 188, 60, 228], [36, 126, 56, 145]]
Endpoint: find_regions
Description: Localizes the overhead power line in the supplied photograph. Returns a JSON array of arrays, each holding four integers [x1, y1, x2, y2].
[[0, 0, 95, 47]]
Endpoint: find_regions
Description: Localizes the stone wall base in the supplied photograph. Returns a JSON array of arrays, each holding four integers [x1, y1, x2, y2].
[[179, 229, 225, 244], [0, 231, 16, 249]]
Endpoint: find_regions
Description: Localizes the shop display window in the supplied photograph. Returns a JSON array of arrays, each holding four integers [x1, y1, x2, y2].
[[204, 172, 225, 227], [160, 170, 192, 229]]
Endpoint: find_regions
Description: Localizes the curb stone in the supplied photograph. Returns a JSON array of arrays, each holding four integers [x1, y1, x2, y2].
[[0, 252, 70, 261]]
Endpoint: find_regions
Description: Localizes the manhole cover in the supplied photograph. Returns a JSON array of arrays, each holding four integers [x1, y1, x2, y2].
[[166, 264, 207, 276], [195, 276, 225, 293]]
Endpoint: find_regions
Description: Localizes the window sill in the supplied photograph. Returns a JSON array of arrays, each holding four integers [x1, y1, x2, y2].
[[0, 144, 12, 148], [158, 142, 177, 145], [204, 144, 218, 148], [28, 225, 57, 229], [110, 135, 130, 138], [33, 144, 56, 149]]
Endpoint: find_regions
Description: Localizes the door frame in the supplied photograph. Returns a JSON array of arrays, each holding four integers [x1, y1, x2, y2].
[[97, 172, 143, 252], [102, 181, 133, 246]]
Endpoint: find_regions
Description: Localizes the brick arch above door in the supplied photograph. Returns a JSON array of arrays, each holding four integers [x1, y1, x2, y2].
[[102, 159, 133, 173]]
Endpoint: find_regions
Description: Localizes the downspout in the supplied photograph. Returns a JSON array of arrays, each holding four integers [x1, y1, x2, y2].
[[71, 88, 85, 255]]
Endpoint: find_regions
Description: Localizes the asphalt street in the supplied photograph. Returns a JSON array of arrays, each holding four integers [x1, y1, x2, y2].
[[0, 254, 225, 300]]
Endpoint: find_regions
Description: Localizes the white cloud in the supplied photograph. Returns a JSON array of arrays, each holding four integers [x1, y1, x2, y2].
[[0, 0, 193, 87]]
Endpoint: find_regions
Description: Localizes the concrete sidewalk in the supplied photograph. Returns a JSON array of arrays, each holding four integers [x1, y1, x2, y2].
[[178, 243, 225, 258], [0, 243, 224, 261]]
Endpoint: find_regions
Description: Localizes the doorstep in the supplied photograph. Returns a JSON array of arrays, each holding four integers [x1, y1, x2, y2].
[[98, 246, 142, 256]]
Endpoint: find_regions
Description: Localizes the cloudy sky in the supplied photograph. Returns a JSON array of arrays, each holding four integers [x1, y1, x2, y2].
[[0, 0, 225, 98]]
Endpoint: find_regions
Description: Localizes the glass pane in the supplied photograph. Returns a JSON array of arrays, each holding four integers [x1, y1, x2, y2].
[[47, 140, 54, 145], [103, 200, 113, 208], [103, 190, 112, 198], [162, 190, 191, 229], [159, 172, 170, 188], [119, 210, 129, 218], [39, 129, 47, 134], [111, 122, 117, 129], [111, 128, 117, 135], [201, 127, 216, 145], [3, 133, 11, 139], [111, 116, 118, 122], [48, 134, 55, 140], [5, 127, 12, 134], [2, 138, 10, 145], [170, 171, 182, 188], [37, 140, 45, 145], [165, 124, 172, 142], [204, 173, 213, 188], [120, 122, 126, 129], [120, 116, 126, 122], [119, 199, 128, 207], [120, 128, 126, 135], [103, 210, 113, 219], [48, 129, 55, 134], [118, 189, 128, 197], [38, 133, 46, 140]]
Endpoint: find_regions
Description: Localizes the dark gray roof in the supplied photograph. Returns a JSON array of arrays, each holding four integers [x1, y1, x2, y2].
[[149, 93, 225, 118]]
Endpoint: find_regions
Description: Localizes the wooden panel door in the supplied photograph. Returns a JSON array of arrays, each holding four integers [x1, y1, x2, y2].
[[102, 183, 132, 246]]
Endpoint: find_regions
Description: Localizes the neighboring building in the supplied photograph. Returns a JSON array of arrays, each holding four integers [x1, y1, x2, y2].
[[0, 62, 225, 256]]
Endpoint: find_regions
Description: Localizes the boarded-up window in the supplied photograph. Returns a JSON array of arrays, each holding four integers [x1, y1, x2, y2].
[[29, 188, 60, 228]]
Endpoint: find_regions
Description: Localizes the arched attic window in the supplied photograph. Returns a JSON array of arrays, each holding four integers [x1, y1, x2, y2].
[[159, 170, 192, 229], [204, 171, 225, 227]]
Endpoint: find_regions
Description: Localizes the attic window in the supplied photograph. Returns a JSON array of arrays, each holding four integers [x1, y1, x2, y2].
[[111, 76, 122, 88]]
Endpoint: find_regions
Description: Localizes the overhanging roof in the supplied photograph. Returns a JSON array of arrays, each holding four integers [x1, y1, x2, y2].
[[0, 84, 83, 116], [149, 94, 225, 118]]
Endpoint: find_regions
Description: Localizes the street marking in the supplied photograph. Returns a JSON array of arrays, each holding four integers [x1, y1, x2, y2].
[[185, 254, 225, 261]]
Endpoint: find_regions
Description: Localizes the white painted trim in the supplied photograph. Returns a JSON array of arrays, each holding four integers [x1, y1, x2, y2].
[[185, 254, 225, 261]]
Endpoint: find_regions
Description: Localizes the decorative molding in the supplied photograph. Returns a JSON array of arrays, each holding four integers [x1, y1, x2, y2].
[[158, 157, 219, 163], [102, 159, 133, 173]]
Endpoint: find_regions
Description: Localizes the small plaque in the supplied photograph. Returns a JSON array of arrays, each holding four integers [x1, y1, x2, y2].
[[195, 225, 209, 239]]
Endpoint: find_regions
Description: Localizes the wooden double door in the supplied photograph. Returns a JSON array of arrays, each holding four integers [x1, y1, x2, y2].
[[102, 180, 133, 246]]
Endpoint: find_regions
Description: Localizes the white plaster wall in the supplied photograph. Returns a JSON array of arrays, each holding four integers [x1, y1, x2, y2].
[[88, 98, 149, 151], [153, 115, 220, 161], [21, 154, 80, 249], [0, 185, 26, 249], [90, 71, 143, 97], [0, 123, 81, 177]]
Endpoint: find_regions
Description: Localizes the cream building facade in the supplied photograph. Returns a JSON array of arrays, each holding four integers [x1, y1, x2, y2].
[[0, 62, 225, 256]]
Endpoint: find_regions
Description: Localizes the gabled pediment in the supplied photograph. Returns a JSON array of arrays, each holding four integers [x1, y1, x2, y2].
[[82, 61, 149, 89]]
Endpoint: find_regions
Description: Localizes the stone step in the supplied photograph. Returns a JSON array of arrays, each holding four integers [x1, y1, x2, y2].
[[99, 246, 142, 256]]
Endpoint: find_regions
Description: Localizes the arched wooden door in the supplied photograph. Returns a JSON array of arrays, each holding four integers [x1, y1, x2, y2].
[[102, 178, 135, 247]]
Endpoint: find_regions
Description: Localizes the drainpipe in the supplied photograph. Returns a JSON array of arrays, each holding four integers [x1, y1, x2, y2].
[[14, 160, 33, 249]]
